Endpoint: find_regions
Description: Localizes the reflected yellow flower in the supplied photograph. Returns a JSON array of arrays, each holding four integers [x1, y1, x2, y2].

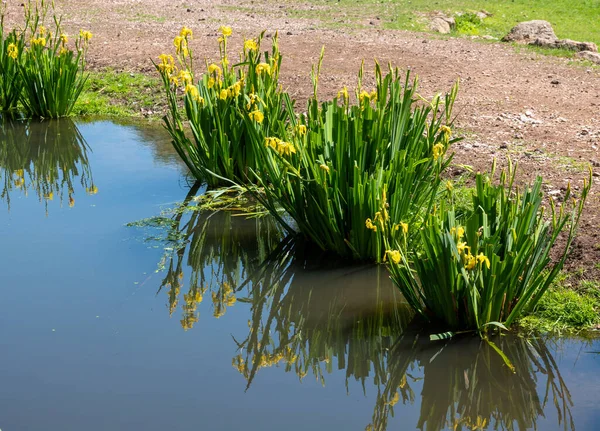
[[44, 191, 54, 200], [86, 185, 98, 195], [69, 196, 75, 207], [225, 296, 237, 306], [386, 391, 400, 406]]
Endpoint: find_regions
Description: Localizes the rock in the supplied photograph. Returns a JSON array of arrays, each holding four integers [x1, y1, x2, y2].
[[476, 10, 491, 21], [429, 16, 455, 34], [503, 21, 598, 54], [555, 39, 598, 52], [576, 50, 600, 64], [502, 20, 557, 44], [535, 38, 598, 52]]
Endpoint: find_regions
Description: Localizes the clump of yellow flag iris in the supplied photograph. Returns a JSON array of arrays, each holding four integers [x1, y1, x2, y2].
[[0, 0, 93, 118], [155, 26, 591, 338]]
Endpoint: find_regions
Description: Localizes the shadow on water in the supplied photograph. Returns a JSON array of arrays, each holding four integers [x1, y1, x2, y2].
[[146, 186, 575, 431], [0, 118, 95, 212]]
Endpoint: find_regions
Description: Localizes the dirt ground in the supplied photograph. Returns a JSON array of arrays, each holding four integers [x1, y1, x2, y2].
[[5, 0, 600, 278]]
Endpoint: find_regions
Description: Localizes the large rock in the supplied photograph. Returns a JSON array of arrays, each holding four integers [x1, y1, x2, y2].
[[502, 20, 557, 44], [503, 20, 598, 53], [556, 39, 598, 52], [576, 50, 600, 64], [429, 16, 455, 34], [532, 38, 598, 52]]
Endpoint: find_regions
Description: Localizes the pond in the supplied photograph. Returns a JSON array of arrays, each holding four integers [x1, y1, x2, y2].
[[1, 119, 599, 431]]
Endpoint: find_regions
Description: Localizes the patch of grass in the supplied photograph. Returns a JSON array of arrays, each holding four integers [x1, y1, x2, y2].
[[128, 13, 166, 23], [281, 0, 600, 52], [520, 276, 600, 334], [517, 44, 577, 59], [73, 68, 165, 117]]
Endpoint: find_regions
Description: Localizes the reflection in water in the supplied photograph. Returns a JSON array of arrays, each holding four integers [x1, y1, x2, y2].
[[147, 188, 575, 431], [237, 245, 573, 431], [233, 239, 411, 391], [378, 334, 574, 431], [156, 186, 285, 329], [0, 119, 95, 211]]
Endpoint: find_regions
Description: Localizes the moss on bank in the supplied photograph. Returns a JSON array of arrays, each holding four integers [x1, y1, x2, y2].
[[520, 275, 600, 335]]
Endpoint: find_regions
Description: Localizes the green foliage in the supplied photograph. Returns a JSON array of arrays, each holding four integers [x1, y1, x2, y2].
[[454, 12, 481, 35], [247, 58, 459, 262], [0, 12, 26, 113], [0, 1, 92, 118], [18, 2, 91, 118], [155, 27, 292, 187], [384, 160, 592, 333]]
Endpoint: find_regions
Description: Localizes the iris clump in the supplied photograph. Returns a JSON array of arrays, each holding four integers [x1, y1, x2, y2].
[[0, 0, 92, 118], [383, 160, 592, 334], [246, 55, 459, 262], [155, 26, 292, 187]]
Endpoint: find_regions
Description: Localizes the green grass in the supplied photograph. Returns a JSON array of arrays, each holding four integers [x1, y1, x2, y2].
[[128, 13, 166, 23], [520, 275, 600, 334], [73, 68, 165, 117], [275, 0, 600, 46]]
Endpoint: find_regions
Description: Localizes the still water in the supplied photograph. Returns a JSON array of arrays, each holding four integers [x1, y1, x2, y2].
[[1, 119, 599, 431]]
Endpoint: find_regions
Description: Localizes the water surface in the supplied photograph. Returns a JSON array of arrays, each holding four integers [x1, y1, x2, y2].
[[1, 119, 599, 431]]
